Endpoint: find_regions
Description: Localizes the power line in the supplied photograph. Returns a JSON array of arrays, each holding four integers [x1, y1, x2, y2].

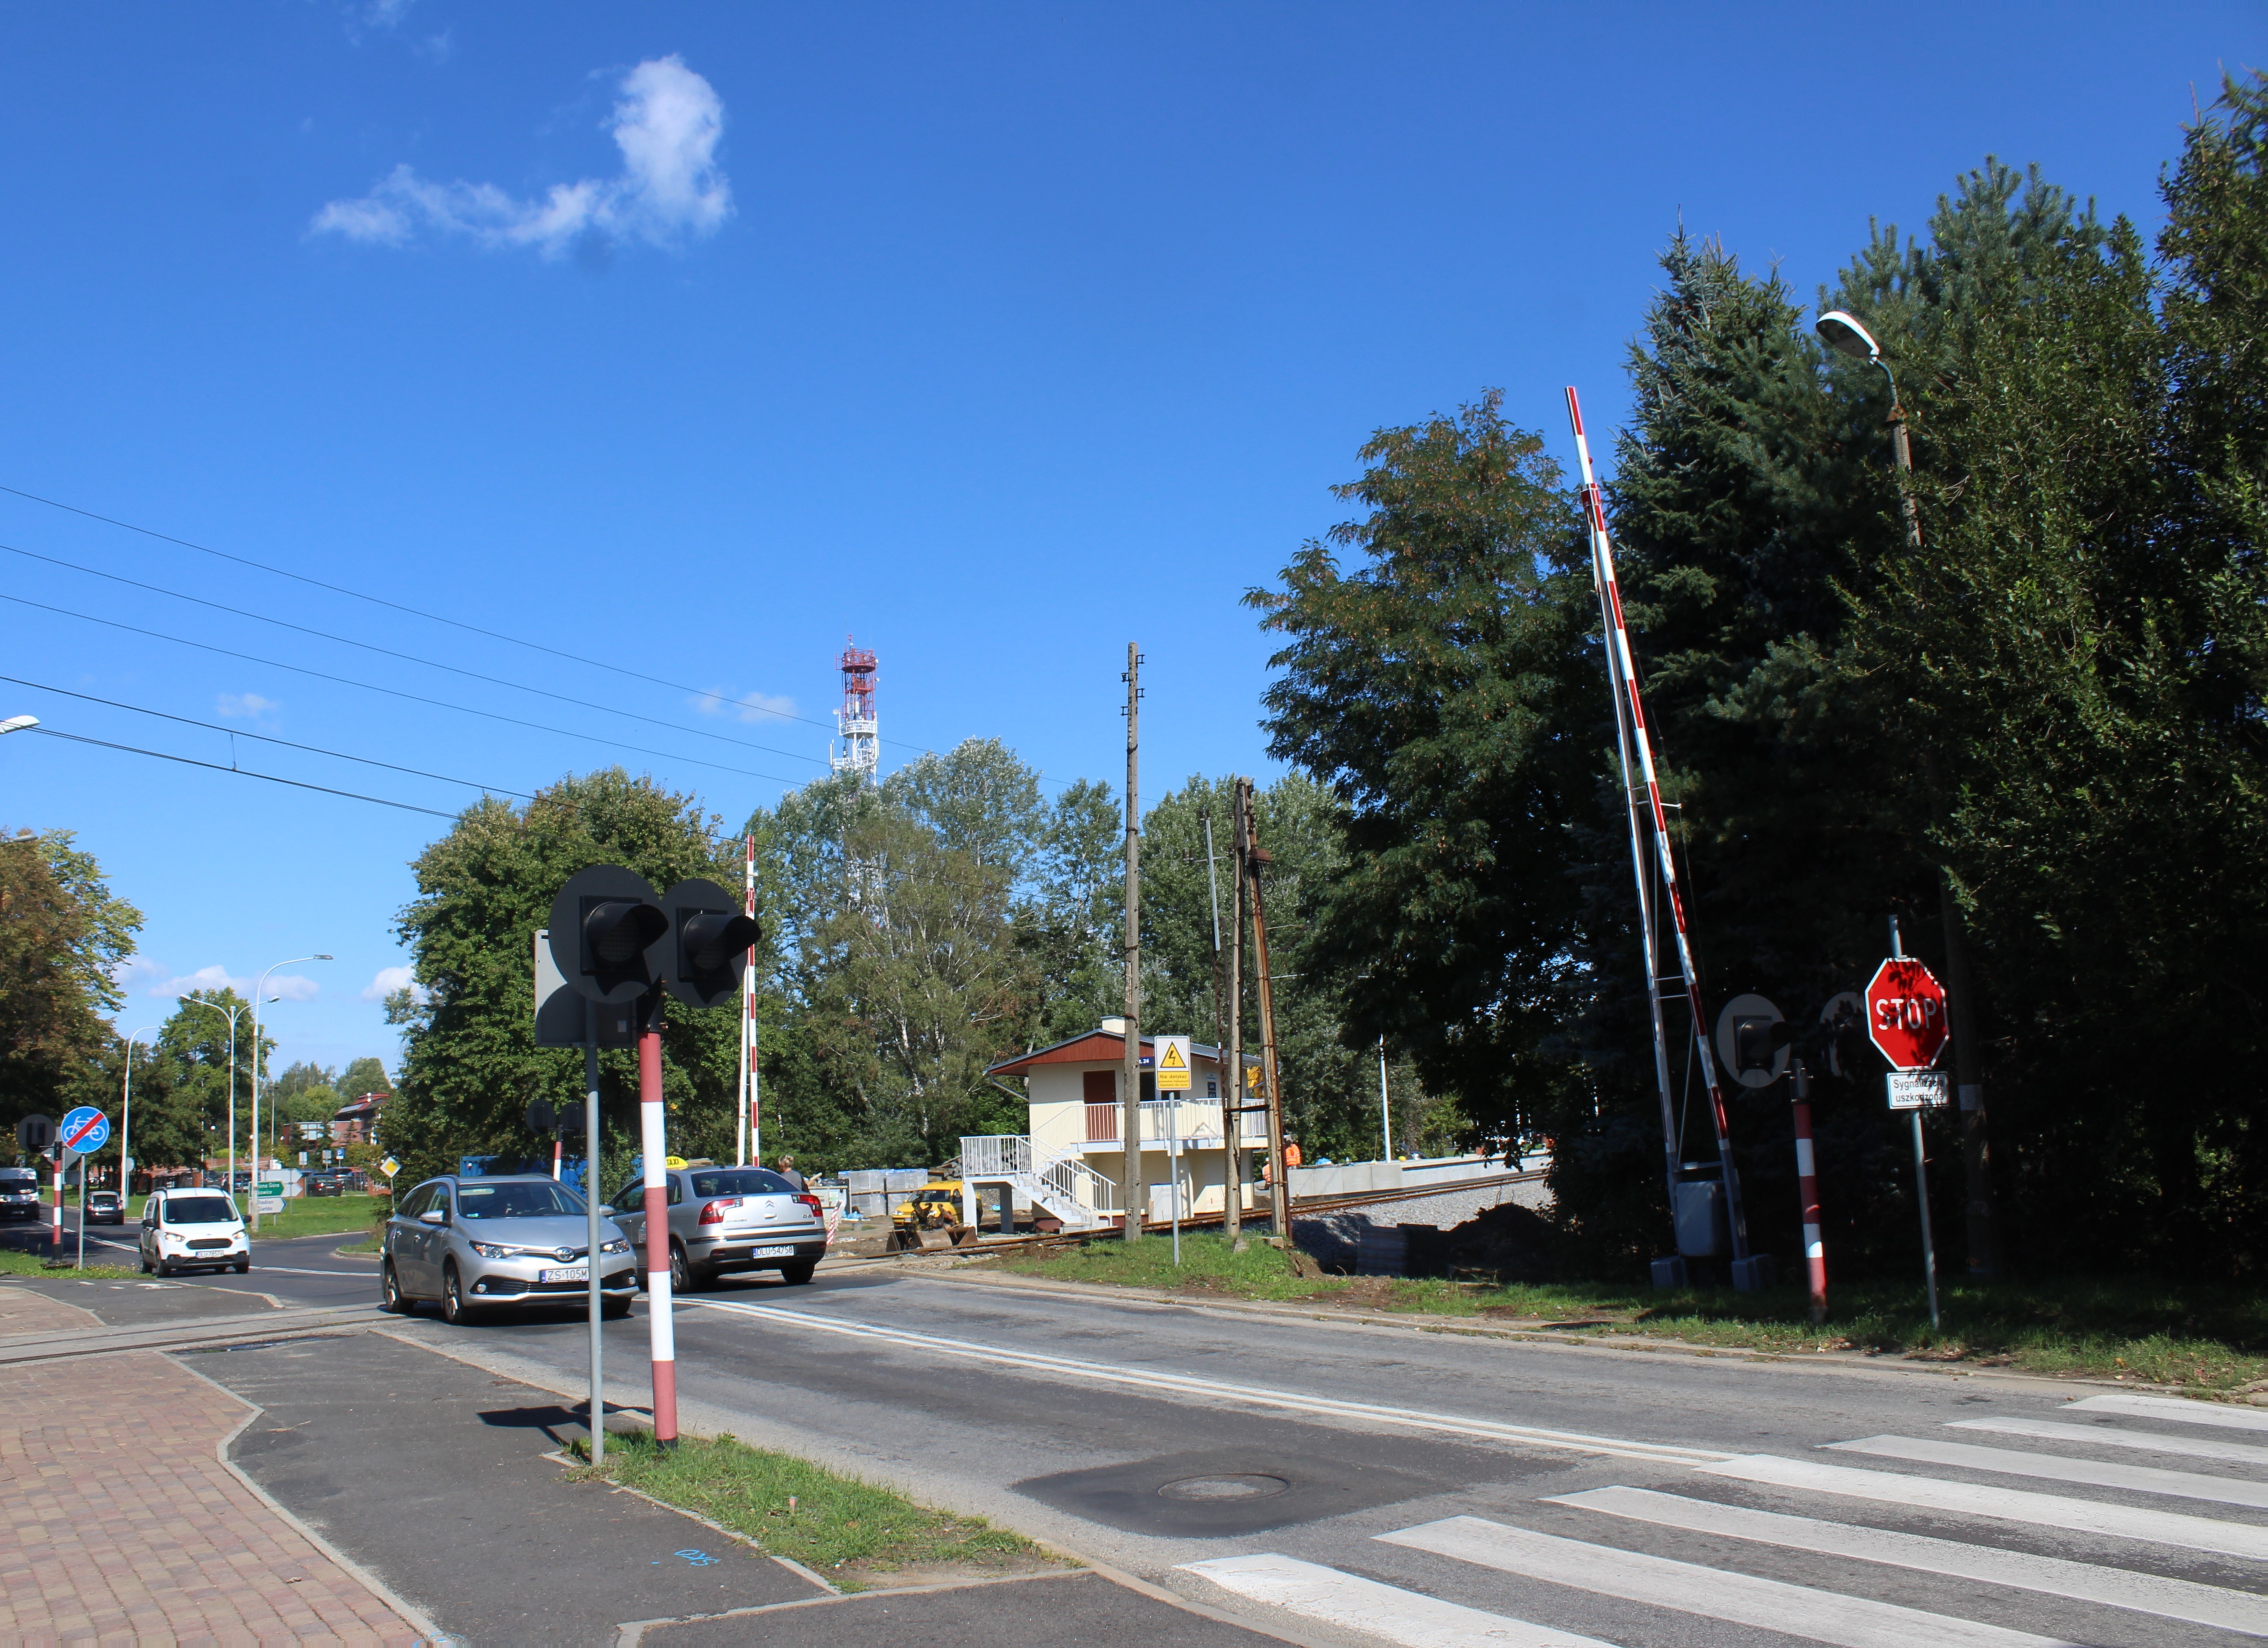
[[0, 591, 807, 788], [31, 727, 460, 819], [0, 480, 938, 754], [0, 673, 532, 799], [0, 539, 828, 768]]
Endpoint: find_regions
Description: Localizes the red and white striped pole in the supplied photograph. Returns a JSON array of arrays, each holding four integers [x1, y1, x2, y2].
[[1567, 386, 1754, 1267], [737, 833, 756, 1168], [551, 1133, 562, 1181], [637, 1005, 677, 1445], [1792, 1060, 1828, 1320], [51, 1155, 64, 1259]]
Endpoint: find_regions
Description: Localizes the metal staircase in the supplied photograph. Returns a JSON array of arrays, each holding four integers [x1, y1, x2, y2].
[[959, 1134, 1119, 1232]]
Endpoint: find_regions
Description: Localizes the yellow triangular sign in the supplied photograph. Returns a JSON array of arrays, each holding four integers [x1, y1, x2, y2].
[[1160, 1042, 1187, 1069]]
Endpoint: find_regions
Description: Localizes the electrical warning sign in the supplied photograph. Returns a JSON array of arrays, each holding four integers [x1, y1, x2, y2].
[[1154, 1035, 1192, 1091]]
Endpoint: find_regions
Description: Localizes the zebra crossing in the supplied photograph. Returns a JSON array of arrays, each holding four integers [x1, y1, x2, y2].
[[1181, 1390, 2268, 1647]]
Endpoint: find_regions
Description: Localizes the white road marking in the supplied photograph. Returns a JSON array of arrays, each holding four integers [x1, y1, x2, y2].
[[1552, 1484, 2268, 1637], [233, 1267, 375, 1278], [1951, 1415, 2268, 1468], [2066, 1393, 2268, 1434], [1827, 1433, 2268, 1509], [1699, 1453, 2268, 1561], [684, 1296, 1732, 1465], [1380, 1514, 2072, 1648], [1179, 1552, 1613, 1648]]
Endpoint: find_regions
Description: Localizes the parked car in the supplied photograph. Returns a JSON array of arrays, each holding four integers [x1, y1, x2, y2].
[[139, 1190, 249, 1275], [380, 1174, 637, 1326], [302, 1171, 343, 1197], [0, 1166, 41, 1223], [84, 1190, 124, 1225], [606, 1165, 827, 1292]]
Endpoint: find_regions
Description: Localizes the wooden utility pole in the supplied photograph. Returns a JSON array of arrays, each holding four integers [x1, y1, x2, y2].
[[1241, 778, 1290, 1239], [1119, 644, 1144, 1242], [1219, 807, 1245, 1244]]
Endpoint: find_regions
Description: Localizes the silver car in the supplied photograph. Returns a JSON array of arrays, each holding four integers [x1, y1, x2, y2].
[[606, 1164, 827, 1291], [381, 1174, 638, 1325]]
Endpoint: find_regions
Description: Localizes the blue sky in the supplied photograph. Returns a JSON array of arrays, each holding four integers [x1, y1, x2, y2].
[[0, 2, 2255, 1080]]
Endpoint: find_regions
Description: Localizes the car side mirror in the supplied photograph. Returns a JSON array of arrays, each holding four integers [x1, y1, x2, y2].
[[419, 1208, 445, 1225]]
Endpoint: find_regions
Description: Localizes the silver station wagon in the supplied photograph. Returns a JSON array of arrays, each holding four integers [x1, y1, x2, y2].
[[381, 1173, 638, 1325], [606, 1164, 828, 1291]]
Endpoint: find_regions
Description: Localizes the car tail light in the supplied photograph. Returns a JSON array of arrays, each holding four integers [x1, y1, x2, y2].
[[698, 1196, 741, 1225], [796, 1193, 822, 1215]]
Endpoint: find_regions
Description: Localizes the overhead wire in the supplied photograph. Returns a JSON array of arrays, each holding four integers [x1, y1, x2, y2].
[[30, 728, 461, 819], [0, 591, 806, 787], [0, 481, 939, 754], [0, 673, 532, 799], [0, 539, 826, 767]]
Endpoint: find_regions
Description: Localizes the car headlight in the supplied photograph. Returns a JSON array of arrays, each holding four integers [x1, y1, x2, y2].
[[599, 1238, 629, 1255], [467, 1239, 513, 1260]]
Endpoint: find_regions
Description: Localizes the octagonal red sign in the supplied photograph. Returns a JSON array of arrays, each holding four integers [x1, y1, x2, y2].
[[1865, 958, 1949, 1071]]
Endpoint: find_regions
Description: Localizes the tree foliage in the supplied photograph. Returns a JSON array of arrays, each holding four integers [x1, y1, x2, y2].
[[0, 828, 140, 1155]]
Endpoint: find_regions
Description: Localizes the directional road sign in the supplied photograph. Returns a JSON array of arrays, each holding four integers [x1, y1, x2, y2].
[[15, 1114, 52, 1152], [57, 1106, 110, 1157], [1154, 1035, 1192, 1092], [1865, 958, 1949, 1072]]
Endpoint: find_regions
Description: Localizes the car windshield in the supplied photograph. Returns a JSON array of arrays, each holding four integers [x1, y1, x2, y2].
[[689, 1169, 795, 1198], [89, 1193, 117, 1205], [456, 1182, 583, 1219], [165, 1197, 237, 1225]]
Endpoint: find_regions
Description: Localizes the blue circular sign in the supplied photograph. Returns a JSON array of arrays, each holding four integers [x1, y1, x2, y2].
[[58, 1105, 110, 1155]]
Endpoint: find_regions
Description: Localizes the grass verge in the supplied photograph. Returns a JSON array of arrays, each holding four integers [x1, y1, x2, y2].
[[0, 1246, 139, 1280], [996, 1232, 2268, 1398], [567, 1432, 1056, 1591], [245, 1195, 391, 1242]]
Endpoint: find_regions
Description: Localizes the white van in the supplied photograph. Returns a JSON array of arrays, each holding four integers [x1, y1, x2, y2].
[[139, 1188, 250, 1275]]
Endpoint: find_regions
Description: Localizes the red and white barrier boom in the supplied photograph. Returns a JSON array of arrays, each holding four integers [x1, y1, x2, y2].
[[1565, 387, 1760, 1279]]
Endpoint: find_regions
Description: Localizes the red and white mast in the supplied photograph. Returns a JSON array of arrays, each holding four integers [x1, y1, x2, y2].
[[829, 639, 879, 785], [1565, 387, 1754, 1267]]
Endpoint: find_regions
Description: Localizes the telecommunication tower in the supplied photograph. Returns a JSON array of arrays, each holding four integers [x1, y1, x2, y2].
[[829, 638, 879, 785]]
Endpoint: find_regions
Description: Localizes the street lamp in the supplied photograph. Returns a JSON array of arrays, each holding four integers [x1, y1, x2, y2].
[[1816, 310, 1923, 553], [0, 715, 38, 735], [181, 997, 249, 1201], [249, 954, 332, 1232], [120, 1023, 164, 1202]]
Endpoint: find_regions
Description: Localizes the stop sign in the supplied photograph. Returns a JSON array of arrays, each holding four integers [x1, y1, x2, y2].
[[1865, 958, 1949, 1071]]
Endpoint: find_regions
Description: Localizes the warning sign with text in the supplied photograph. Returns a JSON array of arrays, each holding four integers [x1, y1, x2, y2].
[[1154, 1035, 1192, 1091]]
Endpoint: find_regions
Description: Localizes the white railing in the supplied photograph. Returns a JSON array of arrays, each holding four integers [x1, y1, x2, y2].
[[961, 1134, 1118, 1216], [1132, 1098, 1268, 1147]]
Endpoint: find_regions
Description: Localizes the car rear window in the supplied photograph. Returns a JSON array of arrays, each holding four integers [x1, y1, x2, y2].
[[688, 1169, 796, 1198], [457, 1182, 583, 1219], [164, 1196, 237, 1225]]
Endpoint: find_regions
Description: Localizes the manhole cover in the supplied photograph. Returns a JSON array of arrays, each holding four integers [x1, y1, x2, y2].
[[1157, 1473, 1290, 1502]]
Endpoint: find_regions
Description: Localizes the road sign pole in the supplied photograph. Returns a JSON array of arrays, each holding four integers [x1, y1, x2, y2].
[[1889, 918, 1943, 1329], [51, 1153, 63, 1261], [75, 1155, 85, 1271], [638, 996, 677, 1447]]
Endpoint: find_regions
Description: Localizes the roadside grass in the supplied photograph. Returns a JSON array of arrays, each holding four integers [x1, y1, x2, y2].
[[997, 1233, 2268, 1397], [0, 1246, 138, 1280], [245, 1194, 390, 1242], [567, 1432, 1054, 1590]]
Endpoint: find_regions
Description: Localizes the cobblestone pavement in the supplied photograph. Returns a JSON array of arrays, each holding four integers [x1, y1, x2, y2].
[[0, 1346, 425, 1643], [0, 1283, 101, 1337]]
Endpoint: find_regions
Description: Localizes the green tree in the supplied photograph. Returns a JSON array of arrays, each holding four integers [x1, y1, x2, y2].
[[1246, 393, 1597, 1154], [337, 1056, 391, 1100], [0, 828, 142, 1148], [384, 769, 743, 1188]]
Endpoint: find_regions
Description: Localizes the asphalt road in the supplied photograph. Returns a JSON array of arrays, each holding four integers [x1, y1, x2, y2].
[[79, 1230, 2268, 1648]]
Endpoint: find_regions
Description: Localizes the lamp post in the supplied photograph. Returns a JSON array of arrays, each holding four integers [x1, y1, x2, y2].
[[1816, 309, 2003, 1278], [0, 715, 38, 735], [120, 1024, 163, 1201], [249, 955, 332, 1231], [182, 997, 248, 1202]]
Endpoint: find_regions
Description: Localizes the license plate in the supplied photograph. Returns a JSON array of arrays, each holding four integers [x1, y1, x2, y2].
[[539, 1266, 589, 1284], [749, 1245, 797, 1259]]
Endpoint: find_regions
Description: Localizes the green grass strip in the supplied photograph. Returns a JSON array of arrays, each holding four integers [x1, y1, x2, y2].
[[568, 1432, 1053, 1590], [998, 1233, 2268, 1398]]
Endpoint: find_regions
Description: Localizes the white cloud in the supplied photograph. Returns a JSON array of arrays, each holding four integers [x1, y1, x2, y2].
[[152, 964, 319, 1003], [312, 56, 730, 259], [692, 687, 797, 725], [217, 692, 280, 722], [362, 964, 427, 1005]]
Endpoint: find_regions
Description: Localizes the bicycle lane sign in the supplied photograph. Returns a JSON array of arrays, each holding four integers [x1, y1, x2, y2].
[[58, 1106, 111, 1156]]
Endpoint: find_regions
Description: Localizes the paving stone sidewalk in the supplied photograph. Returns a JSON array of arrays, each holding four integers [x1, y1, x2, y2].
[[0, 1347, 424, 1644]]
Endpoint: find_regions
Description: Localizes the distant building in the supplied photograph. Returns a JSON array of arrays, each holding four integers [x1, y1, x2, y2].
[[975, 1019, 1263, 1229], [330, 1091, 389, 1146]]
